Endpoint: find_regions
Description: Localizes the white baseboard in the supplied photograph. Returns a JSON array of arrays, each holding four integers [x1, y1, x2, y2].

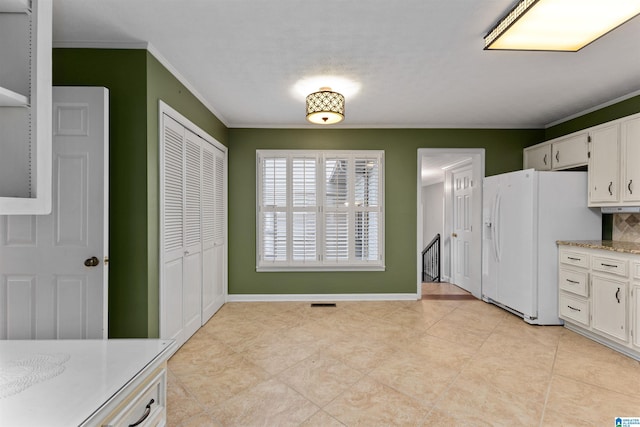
[[226, 293, 419, 303]]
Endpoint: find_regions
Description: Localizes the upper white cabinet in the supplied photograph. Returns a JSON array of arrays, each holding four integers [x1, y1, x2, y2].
[[621, 116, 640, 204], [588, 123, 620, 205], [587, 113, 640, 207], [552, 133, 589, 170], [523, 143, 551, 171], [0, 0, 52, 214], [523, 132, 588, 171]]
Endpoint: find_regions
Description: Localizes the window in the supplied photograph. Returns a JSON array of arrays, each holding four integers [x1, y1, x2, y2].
[[257, 150, 384, 271]]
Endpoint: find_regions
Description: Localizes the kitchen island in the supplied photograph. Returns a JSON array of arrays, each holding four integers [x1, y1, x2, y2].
[[0, 339, 175, 426]]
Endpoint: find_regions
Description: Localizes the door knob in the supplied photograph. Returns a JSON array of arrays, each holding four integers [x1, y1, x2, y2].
[[84, 256, 100, 267], [452, 233, 458, 238]]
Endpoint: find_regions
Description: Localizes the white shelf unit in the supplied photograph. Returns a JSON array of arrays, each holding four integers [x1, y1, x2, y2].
[[0, 0, 52, 214]]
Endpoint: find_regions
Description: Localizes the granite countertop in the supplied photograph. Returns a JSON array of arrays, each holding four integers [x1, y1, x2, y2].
[[556, 240, 640, 255]]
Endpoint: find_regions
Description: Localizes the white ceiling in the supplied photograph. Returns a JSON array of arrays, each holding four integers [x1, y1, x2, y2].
[[51, 0, 640, 129]]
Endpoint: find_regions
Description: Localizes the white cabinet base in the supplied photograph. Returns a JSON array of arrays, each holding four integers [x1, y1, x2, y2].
[[564, 322, 640, 362]]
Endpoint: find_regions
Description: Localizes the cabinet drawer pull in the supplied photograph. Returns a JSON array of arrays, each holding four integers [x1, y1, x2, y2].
[[567, 305, 581, 312], [608, 181, 613, 195], [629, 179, 633, 195], [601, 263, 618, 268], [566, 279, 580, 284], [615, 287, 621, 303], [543, 154, 547, 165], [567, 257, 582, 261], [129, 398, 155, 427], [555, 151, 560, 162]]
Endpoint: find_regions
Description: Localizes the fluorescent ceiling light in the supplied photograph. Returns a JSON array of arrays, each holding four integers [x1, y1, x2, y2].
[[484, 0, 640, 51]]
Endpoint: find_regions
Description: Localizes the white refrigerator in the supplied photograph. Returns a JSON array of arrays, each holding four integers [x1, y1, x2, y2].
[[482, 169, 601, 325]]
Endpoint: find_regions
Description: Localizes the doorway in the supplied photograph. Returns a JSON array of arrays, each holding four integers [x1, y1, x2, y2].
[[416, 148, 484, 299]]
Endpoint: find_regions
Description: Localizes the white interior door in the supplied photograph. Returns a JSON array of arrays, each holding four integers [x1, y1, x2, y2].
[[0, 86, 109, 339], [451, 165, 473, 292]]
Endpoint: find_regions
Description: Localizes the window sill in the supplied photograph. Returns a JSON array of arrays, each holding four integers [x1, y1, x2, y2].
[[256, 265, 386, 272]]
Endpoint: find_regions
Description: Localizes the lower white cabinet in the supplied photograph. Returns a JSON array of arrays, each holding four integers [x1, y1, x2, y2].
[[591, 275, 627, 342], [634, 283, 640, 349], [558, 244, 640, 360]]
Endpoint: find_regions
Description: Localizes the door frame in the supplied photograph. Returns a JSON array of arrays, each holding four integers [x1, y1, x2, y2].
[[416, 148, 484, 299]]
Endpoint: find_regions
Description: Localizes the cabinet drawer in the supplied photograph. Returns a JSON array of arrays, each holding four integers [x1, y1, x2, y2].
[[592, 255, 628, 277], [633, 262, 640, 280], [560, 250, 589, 269], [104, 369, 166, 427], [559, 292, 590, 326], [559, 268, 588, 296]]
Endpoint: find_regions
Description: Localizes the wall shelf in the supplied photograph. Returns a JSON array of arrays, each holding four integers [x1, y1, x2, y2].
[[0, 86, 28, 106], [0, 0, 51, 214], [0, 0, 30, 13]]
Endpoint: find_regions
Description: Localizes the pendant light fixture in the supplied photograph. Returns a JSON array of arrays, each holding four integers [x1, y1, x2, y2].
[[484, 0, 640, 51], [305, 87, 345, 124]]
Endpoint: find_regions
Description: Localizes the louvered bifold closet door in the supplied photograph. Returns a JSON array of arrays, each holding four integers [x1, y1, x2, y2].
[[182, 129, 203, 340], [201, 142, 226, 322], [162, 115, 185, 343]]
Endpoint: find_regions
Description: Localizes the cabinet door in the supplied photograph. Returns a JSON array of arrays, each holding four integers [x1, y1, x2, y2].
[[622, 116, 640, 203], [634, 284, 640, 349], [551, 133, 588, 170], [592, 275, 628, 342], [523, 143, 551, 171], [588, 124, 620, 205]]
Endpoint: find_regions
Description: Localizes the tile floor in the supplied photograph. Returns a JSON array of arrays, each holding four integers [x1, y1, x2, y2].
[[167, 284, 640, 426]]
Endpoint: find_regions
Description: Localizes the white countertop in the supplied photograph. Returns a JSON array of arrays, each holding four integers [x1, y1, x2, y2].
[[0, 339, 175, 427]]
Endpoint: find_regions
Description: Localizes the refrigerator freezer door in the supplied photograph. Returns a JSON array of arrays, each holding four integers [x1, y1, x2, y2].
[[482, 175, 499, 302], [494, 170, 536, 318]]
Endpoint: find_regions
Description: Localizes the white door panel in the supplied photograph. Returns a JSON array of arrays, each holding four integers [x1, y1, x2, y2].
[[0, 87, 108, 340], [452, 166, 473, 292]]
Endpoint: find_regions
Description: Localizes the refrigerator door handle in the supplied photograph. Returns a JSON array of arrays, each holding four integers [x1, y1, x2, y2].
[[494, 192, 502, 262]]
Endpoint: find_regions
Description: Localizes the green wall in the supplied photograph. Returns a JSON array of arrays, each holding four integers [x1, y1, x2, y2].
[[53, 49, 228, 338], [228, 128, 542, 295], [545, 94, 640, 140]]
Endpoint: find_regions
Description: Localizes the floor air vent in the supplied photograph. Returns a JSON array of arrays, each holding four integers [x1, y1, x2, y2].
[[310, 303, 337, 307]]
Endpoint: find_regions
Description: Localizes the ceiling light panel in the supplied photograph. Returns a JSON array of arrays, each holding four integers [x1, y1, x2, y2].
[[485, 0, 640, 51]]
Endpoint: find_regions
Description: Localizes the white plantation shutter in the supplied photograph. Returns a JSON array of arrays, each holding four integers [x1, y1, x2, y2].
[[257, 150, 384, 270], [354, 157, 380, 261], [163, 117, 184, 252], [324, 157, 349, 262], [292, 157, 317, 261], [260, 157, 287, 262]]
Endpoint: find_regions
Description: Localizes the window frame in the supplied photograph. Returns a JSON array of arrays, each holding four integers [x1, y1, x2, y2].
[[256, 149, 385, 272]]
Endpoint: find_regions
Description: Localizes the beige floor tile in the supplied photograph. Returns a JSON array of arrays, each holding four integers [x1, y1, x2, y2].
[[175, 352, 270, 408], [542, 375, 640, 426], [421, 407, 495, 427], [321, 333, 399, 373], [554, 332, 640, 398], [434, 370, 544, 426], [325, 376, 430, 426], [178, 413, 222, 427], [439, 305, 506, 335], [209, 378, 319, 426], [166, 368, 206, 426], [425, 319, 489, 351], [238, 330, 320, 375], [368, 350, 460, 406], [299, 410, 346, 426], [402, 334, 475, 368], [277, 352, 364, 406]]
